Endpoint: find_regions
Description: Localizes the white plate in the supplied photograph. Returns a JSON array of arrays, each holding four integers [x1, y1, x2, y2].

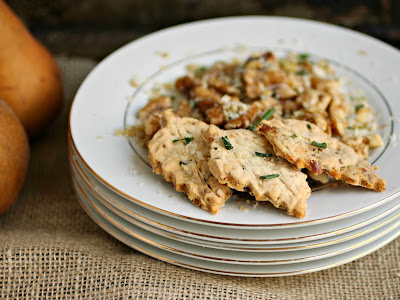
[[71, 158, 400, 256], [70, 16, 400, 228], [73, 174, 400, 265], [74, 176, 400, 276], [70, 146, 400, 247]]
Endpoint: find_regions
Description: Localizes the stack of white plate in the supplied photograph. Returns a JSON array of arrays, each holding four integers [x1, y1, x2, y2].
[[68, 17, 400, 277]]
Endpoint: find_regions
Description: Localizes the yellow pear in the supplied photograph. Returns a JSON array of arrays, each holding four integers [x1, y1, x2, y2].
[[0, 99, 29, 215], [0, 0, 63, 138]]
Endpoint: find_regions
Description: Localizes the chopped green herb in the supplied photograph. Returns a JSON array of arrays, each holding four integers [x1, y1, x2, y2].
[[255, 152, 272, 158], [195, 66, 207, 75], [296, 69, 309, 76], [179, 160, 191, 165], [312, 141, 327, 149], [249, 107, 275, 131], [193, 101, 198, 108], [291, 134, 297, 139], [260, 174, 280, 180], [222, 136, 233, 150], [173, 137, 194, 145], [307, 123, 312, 130], [298, 53, 310, 61], [355, 104, 364, 111], [161, 94, 175, 100], [347, 126, 354, 130]]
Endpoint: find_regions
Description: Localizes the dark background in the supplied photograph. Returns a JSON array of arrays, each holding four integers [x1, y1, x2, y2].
[[7, 0, 400, 59]]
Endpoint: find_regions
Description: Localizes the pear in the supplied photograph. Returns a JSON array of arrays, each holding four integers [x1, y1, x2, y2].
[[0, 99, 29, 215], [0, 0, 63, 138]]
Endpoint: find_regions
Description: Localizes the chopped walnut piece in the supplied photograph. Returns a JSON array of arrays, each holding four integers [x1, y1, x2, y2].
[[191, 86, 221, 113], [225, 104, 259, 129], [225, 98, 281, 129], [138, 96, 172, 120], [282, 100, 302, 116], [329, 94, 350, 136], [296, 89, 332, 113], [342, 136, 370, 158], [266, 69, 287, 85], [275, 83, 297, 99], [312, 112, 331, 135], [175, 76, 196, 95], [311, 77, 340, 94], [206, 105, 224, 126], [291, 110, 331, 135], [243, 53, 286, 99], [207, 63, 241, 95], [144, 112, 163, 137], [355, 106, 371, 124], [368, 134, 384, 149], [176, 100, 194, 118]]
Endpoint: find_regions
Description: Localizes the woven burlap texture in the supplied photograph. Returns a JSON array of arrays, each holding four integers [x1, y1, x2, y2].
[[0, 57, 399, 300]]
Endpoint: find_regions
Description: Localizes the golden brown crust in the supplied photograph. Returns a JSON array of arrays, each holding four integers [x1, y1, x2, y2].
[[204, 125, 311, 218], [257, 119, 386, 191], [148, 111, 232, 214]]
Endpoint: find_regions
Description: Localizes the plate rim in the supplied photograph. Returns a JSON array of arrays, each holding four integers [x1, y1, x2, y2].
[[69, 143, 400, 249], [73, 177, 400, 276], [73, 175, 400, 265]]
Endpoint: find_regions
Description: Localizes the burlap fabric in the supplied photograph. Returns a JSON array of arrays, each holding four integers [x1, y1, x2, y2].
[[0, 56, 399, 299]]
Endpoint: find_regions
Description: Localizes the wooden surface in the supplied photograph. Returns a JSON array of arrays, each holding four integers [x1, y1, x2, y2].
[[5, 0, 400, 59]]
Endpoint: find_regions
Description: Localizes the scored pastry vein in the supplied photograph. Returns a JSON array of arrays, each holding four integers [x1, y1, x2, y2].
[[257, 119, 386, 191], [204, 125, 311, 218], [148, 110, 232, 214]]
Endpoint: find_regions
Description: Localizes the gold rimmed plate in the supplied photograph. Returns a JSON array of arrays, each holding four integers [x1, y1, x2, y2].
[[72, 173, 400, 276], [69, 144, 400, 249], [69, 17, 400, 229], [72, 171, 400, 265]]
